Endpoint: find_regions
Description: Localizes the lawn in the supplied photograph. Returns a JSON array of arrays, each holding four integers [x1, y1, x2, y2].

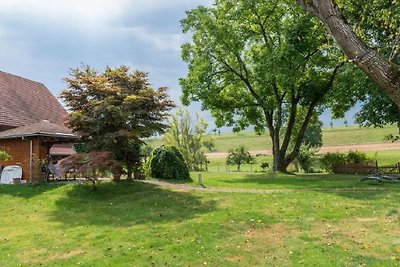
[[189, 172, 400, 190], [1, 177, 399, 266]]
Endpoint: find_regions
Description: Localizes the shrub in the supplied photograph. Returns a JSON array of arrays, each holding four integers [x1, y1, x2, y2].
[[0, 150, 11, 162], [320, 152, 347, 173], [297, 149, 315, 173], [320, 151, 371, 173], [260, 162, 269, 172], [146, 145, 191, 180], [346, 151, 369, 164]]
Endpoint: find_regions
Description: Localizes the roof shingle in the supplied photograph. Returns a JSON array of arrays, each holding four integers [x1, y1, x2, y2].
[[0, 120, 78, 139], [0, 71, 67, 128]]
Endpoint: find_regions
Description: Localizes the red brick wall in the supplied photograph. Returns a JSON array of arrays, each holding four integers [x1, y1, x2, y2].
[[0, 137, 48, 182]]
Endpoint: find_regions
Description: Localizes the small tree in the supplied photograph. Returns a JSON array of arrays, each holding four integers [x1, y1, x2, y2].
[[58, 151, 121, 189], [164, 108, 212, 171], [226, 146, 254, 172], [61, 65, 174, 180]]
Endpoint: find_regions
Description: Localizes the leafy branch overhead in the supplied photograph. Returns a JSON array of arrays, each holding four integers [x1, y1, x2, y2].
[[296, 0, 400, 115]]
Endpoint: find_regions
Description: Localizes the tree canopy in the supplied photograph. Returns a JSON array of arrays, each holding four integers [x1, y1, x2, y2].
[[296, 0, 400, 116], [61, 65, 175, 179], [226, 145, 254, 172], [180, 0, 345, 171]]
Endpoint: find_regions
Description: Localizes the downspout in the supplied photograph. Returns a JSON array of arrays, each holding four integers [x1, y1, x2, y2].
[[29, 139, 33, 183], [22, 137, 33, 183]]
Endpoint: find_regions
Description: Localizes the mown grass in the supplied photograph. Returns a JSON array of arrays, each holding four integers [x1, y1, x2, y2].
[[1, 178, 399, 266], [189, 172, 400, 190], [366, 150, 400, 166], [146, 125, 399, 152]]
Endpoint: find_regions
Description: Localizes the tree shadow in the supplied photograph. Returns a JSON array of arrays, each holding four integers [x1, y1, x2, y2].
[[0, 183, 65, 198], [50, 181, 216, 227]]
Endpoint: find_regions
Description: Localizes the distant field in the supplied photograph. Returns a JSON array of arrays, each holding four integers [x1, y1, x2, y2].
[[146, 125, 399, 152]]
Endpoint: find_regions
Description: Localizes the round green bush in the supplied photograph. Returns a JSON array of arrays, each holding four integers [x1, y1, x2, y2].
[[146, 145, 191, 180]]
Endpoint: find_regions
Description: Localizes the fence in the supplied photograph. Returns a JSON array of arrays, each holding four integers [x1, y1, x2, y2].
[[333, 161, 400, 175]]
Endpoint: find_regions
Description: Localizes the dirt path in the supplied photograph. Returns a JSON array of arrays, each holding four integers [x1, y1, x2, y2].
[[207, 142, 400, 158], [140, 179, 392, 194]]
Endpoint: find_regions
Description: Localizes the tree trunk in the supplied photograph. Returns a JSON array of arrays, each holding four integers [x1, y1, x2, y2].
[[126, 162, 133, 181], [296, 0, 400, 111]]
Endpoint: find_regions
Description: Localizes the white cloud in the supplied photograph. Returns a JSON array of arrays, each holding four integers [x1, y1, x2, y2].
[[0, 0, 129, 28], [0, 0, 213, 28], [122, 26, 185, 52]]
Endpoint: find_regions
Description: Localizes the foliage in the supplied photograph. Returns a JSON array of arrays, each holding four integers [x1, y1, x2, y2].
[[346, 151, 369, 164], [203, 138, 215, 152], [73, 143, 88, 153], [0, 150, 11, 162], [140, 144, 153, 159], [302, 118, 323, 149], [385, 133, 400, 142], [335, 0, 400, 67], [297, 0, 400, 128], [226, 145, 254, 172], [146, 145, 191, 180], [320, 151, 370, 173], [61, 65, 174, 179], [164, 108, 211, 171], [58, 151, 121, 188], [180, 0, 344, 172], [297, 149, 316, 173], [320, 153, 348, 173], [260, 162, 269, 172]]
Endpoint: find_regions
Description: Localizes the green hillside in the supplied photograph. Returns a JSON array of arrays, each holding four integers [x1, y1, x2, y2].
[[146, 125, 399, 152]]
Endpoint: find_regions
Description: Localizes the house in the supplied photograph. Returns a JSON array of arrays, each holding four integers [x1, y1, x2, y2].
[[0, 71, 77, 182], [0, 71, 67, 131]]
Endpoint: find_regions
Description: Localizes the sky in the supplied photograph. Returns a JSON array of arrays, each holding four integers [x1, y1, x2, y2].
[[0, 0, 355, 132]]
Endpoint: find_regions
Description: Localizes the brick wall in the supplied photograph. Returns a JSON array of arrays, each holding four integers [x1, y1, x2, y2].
[[0, 137, 48, 182]]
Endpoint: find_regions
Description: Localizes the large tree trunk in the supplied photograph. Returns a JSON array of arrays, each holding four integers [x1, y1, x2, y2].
[[296, 0, 400, 111]]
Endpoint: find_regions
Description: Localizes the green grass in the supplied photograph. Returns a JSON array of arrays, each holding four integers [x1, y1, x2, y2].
[[366, 150, 400, 166], [146, 125, 399, 152], [189, 171, 400, 190], [1, 179, 400, 266]]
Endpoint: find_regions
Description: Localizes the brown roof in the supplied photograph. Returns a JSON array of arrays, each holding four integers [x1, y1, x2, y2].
[[0, 71, 67, 128], [0, 120, 78, 140]]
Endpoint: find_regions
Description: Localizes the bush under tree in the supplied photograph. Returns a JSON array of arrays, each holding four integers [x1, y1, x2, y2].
[[146, 146, 191, 180]]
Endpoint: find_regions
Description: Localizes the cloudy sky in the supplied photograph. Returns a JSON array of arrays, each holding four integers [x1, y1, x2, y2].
[[0, 0, 353, 130]]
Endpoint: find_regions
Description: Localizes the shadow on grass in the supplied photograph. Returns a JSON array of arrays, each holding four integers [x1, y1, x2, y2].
[[50, 181, 216, 227], [0, 183, 66, 198]]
